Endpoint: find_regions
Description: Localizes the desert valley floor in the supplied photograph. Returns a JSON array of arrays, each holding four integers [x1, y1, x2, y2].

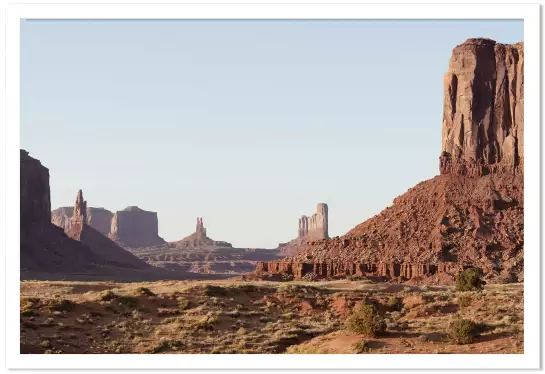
[[20, 279, 523, 354]]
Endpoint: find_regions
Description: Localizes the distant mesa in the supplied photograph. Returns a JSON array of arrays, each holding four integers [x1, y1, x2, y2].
[[109, 206, 166, 248], [52, 206, 113, 236], [278, 203, 329, 254], [65, 189, 150, 270], [298, 203, 329, 241]]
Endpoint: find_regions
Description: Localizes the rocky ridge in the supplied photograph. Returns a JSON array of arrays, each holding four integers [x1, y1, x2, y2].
[[255, 38, 524, 284]]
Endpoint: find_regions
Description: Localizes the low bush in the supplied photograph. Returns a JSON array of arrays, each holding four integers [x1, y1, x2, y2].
[[457, 294, 473, 308], [456, 268, 486, 292], [203, 285, 227, 297], [347, 304, 386, 338], [353, 339, 370, 353], [448, 318, 480, 344], [136, 287, 155, 297]]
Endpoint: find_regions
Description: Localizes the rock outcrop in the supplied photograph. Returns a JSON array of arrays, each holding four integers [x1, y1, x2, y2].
[[66, 190, 150, 270], [20, 150, 104, 273], [440, 38, 524, 176], [256, 38, 524, 284], [298, 203, 329, 240], [109, 206, 166, 248], [52, 206, 114, 235], [172, 217, 232, 249]]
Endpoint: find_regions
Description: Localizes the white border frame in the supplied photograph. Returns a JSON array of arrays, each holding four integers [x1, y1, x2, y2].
[[5, 2, 540, 370]]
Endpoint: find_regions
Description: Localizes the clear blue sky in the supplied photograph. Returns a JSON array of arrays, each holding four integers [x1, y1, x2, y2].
[[20, 20, 523, 248]]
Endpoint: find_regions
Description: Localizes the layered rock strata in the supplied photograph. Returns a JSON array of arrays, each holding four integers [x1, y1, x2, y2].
[[440, 38, 524, 176], [256, 261, 461, 280], [109, 206, 166, 248]]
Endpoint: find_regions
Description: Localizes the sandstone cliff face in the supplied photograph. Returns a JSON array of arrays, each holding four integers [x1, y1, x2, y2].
[[440, 38, 524, 176], [52, 206, 114, 235], [109, 206, 166, 248], [20, 150, 51, 225], [20, 150, 104, 273]]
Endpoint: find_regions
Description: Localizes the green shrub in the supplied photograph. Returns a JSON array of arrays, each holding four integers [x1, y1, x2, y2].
[[346, 275, 367, 282], [98, 290, 118, 301], [448, 319, 480, 344], [353, 339, 370, 353], [456, 268, 486, 292], [347, 304, 386, 338], [50, 299, 75, 312], [117, 296, 138, 307]]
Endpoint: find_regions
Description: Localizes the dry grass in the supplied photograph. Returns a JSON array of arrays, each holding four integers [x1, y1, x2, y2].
[[20, 280, 523, 354]]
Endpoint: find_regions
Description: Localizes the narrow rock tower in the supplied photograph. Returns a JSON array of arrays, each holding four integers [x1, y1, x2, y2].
[[72, 189, 87, 231]]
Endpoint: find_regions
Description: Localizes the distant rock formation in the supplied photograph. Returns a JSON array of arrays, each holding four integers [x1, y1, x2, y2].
[[21, 150, 51, 224], [172, 217, 232, 249], [66, 190, 149, 270], [440, 38, 524, 176], [109, 206, 166, 248], [298, 203, 329, 240], [52, 206, 114, 235]]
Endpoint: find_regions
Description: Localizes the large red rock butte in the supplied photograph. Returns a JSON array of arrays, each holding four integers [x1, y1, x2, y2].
[[278, 203, 329, 254], [255, 38, 524, 284]]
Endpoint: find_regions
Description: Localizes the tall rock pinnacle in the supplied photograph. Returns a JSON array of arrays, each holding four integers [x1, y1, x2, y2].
[[440, 38, 523, 176], [72, 189, 87, 230]]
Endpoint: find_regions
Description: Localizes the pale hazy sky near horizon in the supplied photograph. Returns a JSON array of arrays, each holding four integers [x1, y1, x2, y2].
[[20, 20, 523, 248]]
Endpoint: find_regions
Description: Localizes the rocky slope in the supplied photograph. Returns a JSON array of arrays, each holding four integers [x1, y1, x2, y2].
[[256, 38, 524, 284]]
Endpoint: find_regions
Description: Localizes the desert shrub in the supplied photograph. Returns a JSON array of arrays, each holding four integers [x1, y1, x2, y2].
[[136, 287, 155, 297], [150, 339, 184, 353], [448, 319, 480, 344], [98, 290, 118, 301], [177, 298, 189, 311], [353, 339, 370, 353], [347, 304, 386, 338], [49, 299, 75, 312], [203, 285, 227, 297], [116, 296, 138, 307], [456, 268, 486, 292], [232, 284, 258, 293], [279, 271, 294, 281], [301, 272, 317, 281], [40, 340, 52, 348], [457, 294, 473, 308]]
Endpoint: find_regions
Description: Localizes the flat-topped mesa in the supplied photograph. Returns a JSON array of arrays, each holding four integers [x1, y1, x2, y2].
[[440, 38, 524, 176], [298, 203, 329, 241], [109, 206, 166, 248]]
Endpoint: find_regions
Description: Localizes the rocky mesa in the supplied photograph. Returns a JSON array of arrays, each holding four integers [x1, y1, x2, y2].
[[109, 206, 166, 248], [52, 206, 114, 235], [255, 38, 524, 284]]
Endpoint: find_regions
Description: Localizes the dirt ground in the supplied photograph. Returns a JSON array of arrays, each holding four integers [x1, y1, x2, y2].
[[20, 279, 523, 354]]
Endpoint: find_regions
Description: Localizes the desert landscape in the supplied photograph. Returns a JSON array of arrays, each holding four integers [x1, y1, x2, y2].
[[21, 36, 523, 354]]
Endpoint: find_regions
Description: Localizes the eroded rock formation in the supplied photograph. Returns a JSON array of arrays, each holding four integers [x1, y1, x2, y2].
[[440, 38, 524, 176], [20, 150, 103, 273], [109, 206, 166, 248], [298, 203, 329, 240], [52, 206, 114, 235], [171, 217, 232, 249], [256, 38, 524, 284]]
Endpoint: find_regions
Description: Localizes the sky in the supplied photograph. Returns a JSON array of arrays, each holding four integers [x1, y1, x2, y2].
[[20, 20, 523, 248]]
